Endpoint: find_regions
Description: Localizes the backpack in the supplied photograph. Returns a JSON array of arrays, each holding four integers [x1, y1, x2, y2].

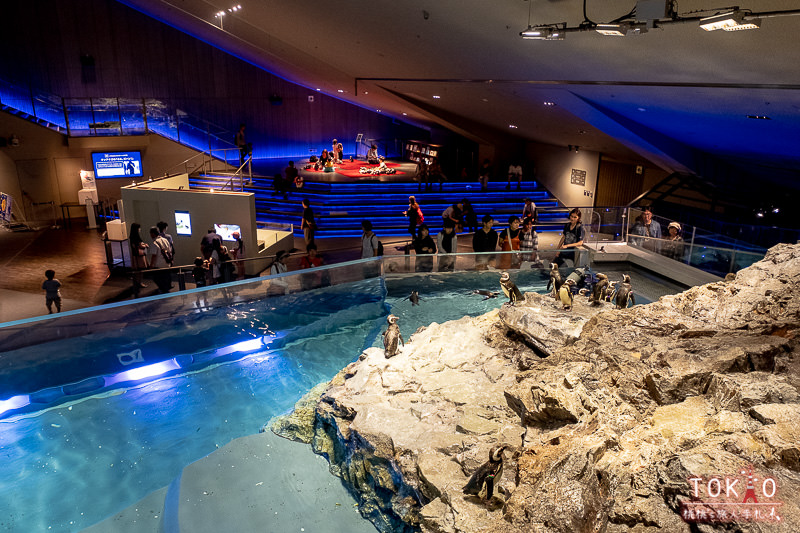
[[416, 206, 424, 225], [157, 238, 174, 265], [377, 240, 384, 256]]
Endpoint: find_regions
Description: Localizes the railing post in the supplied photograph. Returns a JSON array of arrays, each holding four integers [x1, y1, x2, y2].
[[729, 249, 737, 274], [142, 99, 148, 133], [63, 97, 71, 136], [688, 226, 696, 265], [29, 84, 37, 118]]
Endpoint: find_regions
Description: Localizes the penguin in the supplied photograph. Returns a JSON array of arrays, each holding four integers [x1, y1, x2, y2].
[[409, 290, 420, 306], [462, 445, 508, 499], [499, 272, 523, 305], [558, 278, 575, 310], [604, 281, 617, 302], [615, 274, 635, 309], [472, 289, 499, 300], [547, 263, 563, 299], [382, 315, 404, 358], [591, 273, 608, 305]]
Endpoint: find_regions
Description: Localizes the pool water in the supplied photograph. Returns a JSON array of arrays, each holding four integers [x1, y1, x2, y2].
[[0, 270, 552, 532]]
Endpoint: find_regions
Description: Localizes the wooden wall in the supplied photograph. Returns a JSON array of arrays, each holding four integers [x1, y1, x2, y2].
[[0, 0, 426, 159]]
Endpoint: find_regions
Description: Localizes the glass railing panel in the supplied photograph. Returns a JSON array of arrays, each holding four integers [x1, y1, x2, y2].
[[118, 98, 146, 135], [144, 99, 178, 140], [31, 91, 66, 129], [88, 97, 124, 135], [63, 98, 95, 136], [625, 234, 765, 276]]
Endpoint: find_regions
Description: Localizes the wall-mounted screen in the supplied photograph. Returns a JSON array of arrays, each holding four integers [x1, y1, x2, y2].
[[175, 211, 192, 236], [214, 223, 241, 241], [91, 151, 144, 178]]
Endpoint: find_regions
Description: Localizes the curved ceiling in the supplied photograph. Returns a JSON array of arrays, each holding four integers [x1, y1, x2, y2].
[[120, 0, 800, 187]]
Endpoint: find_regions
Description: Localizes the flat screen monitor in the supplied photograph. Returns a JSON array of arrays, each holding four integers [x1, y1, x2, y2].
[[91, 151, 144, 178], [175, 211, 192, 236], [214, 223, 241, 241]]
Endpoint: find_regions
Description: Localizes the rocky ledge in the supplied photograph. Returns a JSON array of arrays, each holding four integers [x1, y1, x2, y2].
[[272, 243, 800, 532]]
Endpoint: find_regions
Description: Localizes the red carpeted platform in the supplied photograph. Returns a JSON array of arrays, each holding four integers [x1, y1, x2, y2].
[[304, 159, 406, 178]]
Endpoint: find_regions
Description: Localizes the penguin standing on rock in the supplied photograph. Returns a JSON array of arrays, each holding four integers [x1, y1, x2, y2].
[[591, 273, 608, 305], [463, 445, 508, 499], [499, 272, 523, 305], [615, 274, 635, 309], [382, 315, 404, 358], [547, 263, 563, 299], [558, 278, 576, 310]]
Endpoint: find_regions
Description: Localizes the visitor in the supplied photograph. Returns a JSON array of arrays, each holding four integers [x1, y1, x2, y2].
[[554, 208, 585, 267], [301, 198, 316, 245], [130, 222, 149, 291], [299, 243, 325, 290], [662, 221, 685, 261], [462, 199, 478, 233], [521, 197, 536, 222], [414, 224, 436, 272], [472, 214, 498, 270], [267, 250, 290, 295], [42, 269, 62, 314], [519, 217, 541, 266], [235, 123, 251, 166], [429, 160, 446, 191], [507, 161, 523, 190], [231, 230, 245, 279], [156, 221, 175, 258], [478, 158, 492, 191], [498, 215, 522, 270], [361, 220, 379, 258], [367, 144, 379, 164], [415, 158, 429, 192], [200, 229, 222, 260], [272, 173, 287, 198], [319, 149, 331, 166], [630, 206, 662, 252], [441, 201, 464, 230], [333, 139, 344, 163], [284, 161, 298, 194], [437, 220, 458, 272], [294, 173, 304, 190], [148, 226, 173, 293], [403, 196, 424, 241], [192, 257, 208, 288]]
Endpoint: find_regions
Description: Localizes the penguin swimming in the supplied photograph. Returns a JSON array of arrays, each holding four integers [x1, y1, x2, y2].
[[499, 272, 523, 305], [591, 273, 608, 305], [409, 291, 420, 306], [382, 315, 404, 358], [558, 278, 575, 310], [462, 445, 508, 500], [472, 289, 499, 300], [547, 263, 563, 299], [615, 274, 635, 309]]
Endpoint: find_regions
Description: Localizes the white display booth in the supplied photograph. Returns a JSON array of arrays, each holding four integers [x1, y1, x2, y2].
[[118, 174, 291, 276]]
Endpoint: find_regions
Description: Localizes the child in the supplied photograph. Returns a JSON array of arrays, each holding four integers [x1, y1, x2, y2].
[[42, 269, 62, 314], [192, 257, 208, 287]]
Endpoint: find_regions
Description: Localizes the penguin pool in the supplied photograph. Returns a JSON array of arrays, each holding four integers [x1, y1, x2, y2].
[[0, 263, 683, 532]]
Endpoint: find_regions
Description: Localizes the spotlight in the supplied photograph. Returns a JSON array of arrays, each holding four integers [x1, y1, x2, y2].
[[699, 10, 760, 31], [595, 22, 647, 36], [520, 26, 564, 40], [772, 207, 780, 214], [755, 210, 765, 218]]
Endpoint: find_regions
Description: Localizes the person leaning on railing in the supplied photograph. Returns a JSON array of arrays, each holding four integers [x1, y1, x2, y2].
[[554, 208, 585, 267], [662, 221, 685, 261], [630, 206, 662, 253]]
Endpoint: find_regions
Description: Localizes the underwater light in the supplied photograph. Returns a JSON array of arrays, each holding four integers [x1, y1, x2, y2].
[[105, 359, 181, 386], [0, 395, 31, 417]]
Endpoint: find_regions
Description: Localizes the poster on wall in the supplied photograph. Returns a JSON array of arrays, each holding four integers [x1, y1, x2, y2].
[[91, 152, 144, 178], [175, 211, 192, 236], [0, 193, 12, 222], [570, 168, 587, 186], [80, 170, 96, 189]]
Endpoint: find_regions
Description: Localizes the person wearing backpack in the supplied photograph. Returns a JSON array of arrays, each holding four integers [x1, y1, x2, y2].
[[361, 220, 380, 258], [148, 226, 173, 293]]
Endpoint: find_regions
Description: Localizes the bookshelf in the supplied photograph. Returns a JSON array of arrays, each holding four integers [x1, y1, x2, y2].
[[404, 140, 442, 166]]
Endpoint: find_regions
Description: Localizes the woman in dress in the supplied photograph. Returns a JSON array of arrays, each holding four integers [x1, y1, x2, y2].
[[498, 215, 521, 270]]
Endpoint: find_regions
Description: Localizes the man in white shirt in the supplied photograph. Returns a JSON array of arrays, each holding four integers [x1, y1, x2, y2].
[[149, 226, 173, 293]]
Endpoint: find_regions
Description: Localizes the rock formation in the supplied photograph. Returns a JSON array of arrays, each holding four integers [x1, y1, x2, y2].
[[272, 243, 800, 532]]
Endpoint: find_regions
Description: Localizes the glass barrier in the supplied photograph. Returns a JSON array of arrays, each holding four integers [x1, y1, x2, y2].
[[0, 258, 384, 415], [0, 78, 36, 116], [624, 234, 764, 276], [144, 98, 178, 140], [32, 90, 67, 129]]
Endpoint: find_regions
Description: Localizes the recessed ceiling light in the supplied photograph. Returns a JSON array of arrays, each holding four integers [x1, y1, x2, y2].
[[337, 89, 344, 93], [543, 101, 555, 106], [432, 95, 441, 99], [509, 125, 518, 129], [402, 112, 407, 116], [637, 107, 647, 112], [482, 98, 489, 102], [746, 115, 771, 120], [376, 109, 381, 113], [315, 88, 320, 91], [364, 91, 369, 95]]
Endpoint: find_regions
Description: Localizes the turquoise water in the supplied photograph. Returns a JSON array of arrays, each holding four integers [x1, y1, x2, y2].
[[0, 270, 549, 532]]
